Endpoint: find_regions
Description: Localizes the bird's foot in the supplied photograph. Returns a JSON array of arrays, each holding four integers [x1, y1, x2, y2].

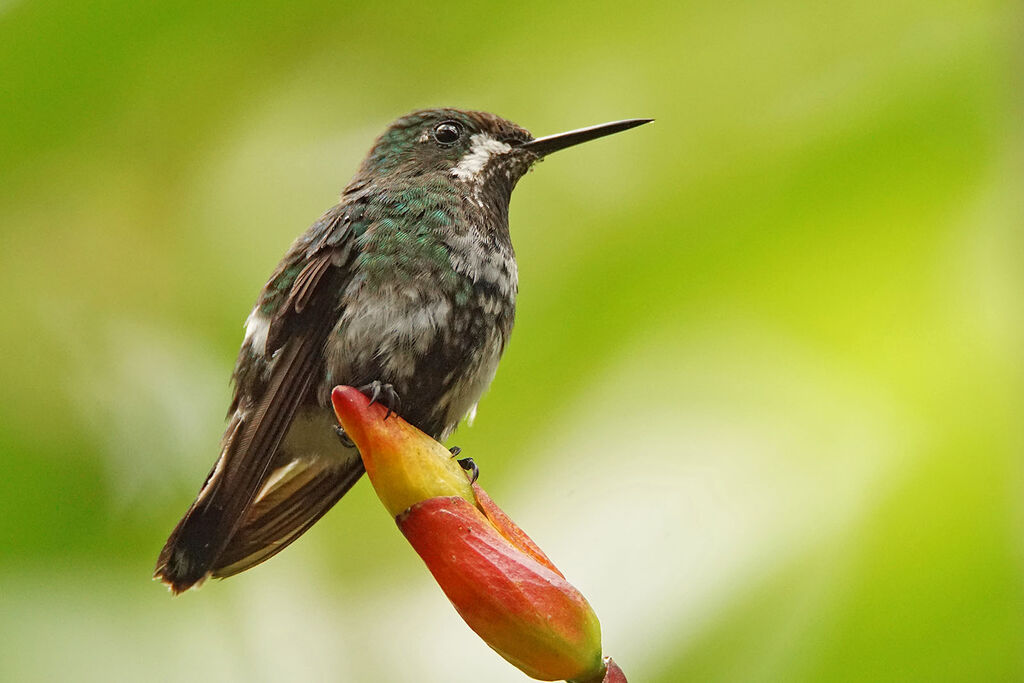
[[335, 425, 355, 448], [358, 381, 401, 420], [456, 456, 479, 485], [449, 446, 462, 458]]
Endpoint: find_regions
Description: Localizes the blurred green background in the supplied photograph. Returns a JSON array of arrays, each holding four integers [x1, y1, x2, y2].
[[1, 0, 1021, 681]]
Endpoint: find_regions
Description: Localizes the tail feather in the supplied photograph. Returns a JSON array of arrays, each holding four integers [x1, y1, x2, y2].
[[212, 455, 364, 578]]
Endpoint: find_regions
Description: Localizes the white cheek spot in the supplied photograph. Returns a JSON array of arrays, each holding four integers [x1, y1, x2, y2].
[[243, 308, 270, 354], [451, 133, 512, 181]]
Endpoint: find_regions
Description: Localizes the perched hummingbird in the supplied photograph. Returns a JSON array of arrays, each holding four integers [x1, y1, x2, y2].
[[155, 109, 651, 594]]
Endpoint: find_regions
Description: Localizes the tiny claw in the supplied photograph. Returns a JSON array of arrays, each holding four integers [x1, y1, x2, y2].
[[335, 425, 355, 448], [457, 457, 479, 485], [358, 381, 402, 420], [449, 446, 462, 458]]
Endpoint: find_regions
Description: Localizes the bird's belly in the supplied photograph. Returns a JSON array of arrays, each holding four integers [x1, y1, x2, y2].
[[322, 285, 510, 438], [433, 332, 504, 439], [326, 287, 453, 385]]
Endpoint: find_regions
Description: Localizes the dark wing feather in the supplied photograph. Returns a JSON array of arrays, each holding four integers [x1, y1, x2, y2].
[[155, 205, 358, 594], [290, 254, 335, 314]]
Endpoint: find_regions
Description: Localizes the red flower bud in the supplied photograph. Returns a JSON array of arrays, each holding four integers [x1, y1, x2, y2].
[[331, 386, 622, 682], [398, 496, 602, 681]]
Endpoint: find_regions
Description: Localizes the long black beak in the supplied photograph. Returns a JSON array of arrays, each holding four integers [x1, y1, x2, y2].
[[518, 118, 653, 157]]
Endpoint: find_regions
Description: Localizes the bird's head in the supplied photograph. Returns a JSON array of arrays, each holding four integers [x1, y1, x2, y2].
[[355, 108, 651, 199]]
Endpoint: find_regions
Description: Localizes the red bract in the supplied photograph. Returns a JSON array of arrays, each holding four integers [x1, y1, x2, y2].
[[331, 386, 622, 682], [600, 658, 626, 683], [399, 496, 602, 681]]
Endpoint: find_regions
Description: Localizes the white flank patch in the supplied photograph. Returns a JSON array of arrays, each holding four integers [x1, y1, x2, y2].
[[243, 308, 270, 354], [450, 133, 512, 181]]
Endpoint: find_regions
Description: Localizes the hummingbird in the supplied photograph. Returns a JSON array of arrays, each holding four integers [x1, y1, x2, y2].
[[155, 108, 651, 594]]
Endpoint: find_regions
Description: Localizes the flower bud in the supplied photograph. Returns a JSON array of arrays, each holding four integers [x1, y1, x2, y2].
[[331, 386, 474, 516], [398, 496, 603, 681], [331, 386, 619, 682]]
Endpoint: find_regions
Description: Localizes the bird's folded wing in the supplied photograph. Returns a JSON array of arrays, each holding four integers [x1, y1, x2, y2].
[[155, 205, 359, 594]]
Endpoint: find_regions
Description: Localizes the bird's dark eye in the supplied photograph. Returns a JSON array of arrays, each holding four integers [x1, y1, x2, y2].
[[432, 121, 462, 145]]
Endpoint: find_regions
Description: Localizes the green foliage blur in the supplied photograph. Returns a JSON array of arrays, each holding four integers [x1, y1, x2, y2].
[[1, 0, 1021, 681]]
